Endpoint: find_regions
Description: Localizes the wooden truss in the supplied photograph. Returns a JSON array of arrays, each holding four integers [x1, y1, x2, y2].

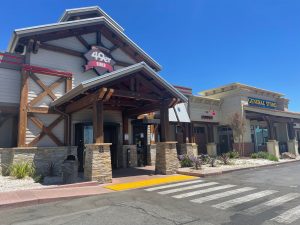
[[17, 64, 73, 147]]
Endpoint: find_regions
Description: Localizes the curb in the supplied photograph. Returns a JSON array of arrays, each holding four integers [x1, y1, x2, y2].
[[177, 159, 300, 177]]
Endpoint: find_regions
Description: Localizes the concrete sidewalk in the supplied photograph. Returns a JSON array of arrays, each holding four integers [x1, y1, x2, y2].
[[0, 166, 192, 210]]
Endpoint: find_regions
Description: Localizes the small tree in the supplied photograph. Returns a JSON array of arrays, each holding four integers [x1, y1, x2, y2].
[[229, 112, 247, 156]]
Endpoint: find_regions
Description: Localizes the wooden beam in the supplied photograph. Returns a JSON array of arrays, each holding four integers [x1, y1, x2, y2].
[[40, 43, 83, 57], [30, 73, 57, 100], [65, 87, 107, 114], [33, 41, 40, 54], [138, 74, 163, 94], [66, 78, 72, 93], [126, 102, 160, 117], [76, 35, 90, 50], [113, 89, 160, 101], [96, 31, 102, 46], [29, 77, 65, 107], [93, 100, 104, 143], [27, 107, 53, 114], [17, 69, 29, 147], [160, 99, 170, 142], [103, 88, 114, 102]]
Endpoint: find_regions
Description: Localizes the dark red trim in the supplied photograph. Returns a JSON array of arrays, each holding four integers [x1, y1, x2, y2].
[[0, 60, 22, 65], [22, 64, 73, 78], [0, 53, 23, 60]]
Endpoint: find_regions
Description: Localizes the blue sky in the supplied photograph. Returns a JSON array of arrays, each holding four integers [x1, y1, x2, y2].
[[1, 0, 299, 110]]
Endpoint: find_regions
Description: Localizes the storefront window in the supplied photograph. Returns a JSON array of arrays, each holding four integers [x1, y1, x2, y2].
[[252, 125, 268, 152]]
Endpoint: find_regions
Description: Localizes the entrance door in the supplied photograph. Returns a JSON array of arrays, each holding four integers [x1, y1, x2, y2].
[[133, 125, 148, 166], [194, 127, 207, 154], [104, 125, 118, 169]]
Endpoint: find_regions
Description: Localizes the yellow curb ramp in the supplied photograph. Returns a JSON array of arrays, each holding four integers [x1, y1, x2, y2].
[[104, 175, 198, 191]]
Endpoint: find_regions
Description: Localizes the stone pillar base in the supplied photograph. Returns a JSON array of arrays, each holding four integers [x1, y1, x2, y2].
[[147, 144, 156, 166], [267, 140, 280, 158], [180, 143, 198, 156], [84, 143, 112, 183], [288, 139, 299, 156], [122, 145, 137, 168], [155, 142, 179, 175], [206, 143, 217, 157]]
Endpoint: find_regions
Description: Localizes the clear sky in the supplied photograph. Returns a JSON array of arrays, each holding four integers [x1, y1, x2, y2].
[[1, 0, 299, 110]]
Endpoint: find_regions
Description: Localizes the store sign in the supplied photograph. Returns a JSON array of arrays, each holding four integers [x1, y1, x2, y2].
[[84, 46, 114, 75], [248, 97, 277, 109]]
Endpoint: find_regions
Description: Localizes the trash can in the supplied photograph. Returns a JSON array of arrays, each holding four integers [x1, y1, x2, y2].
[[62, 155, 78, 184]]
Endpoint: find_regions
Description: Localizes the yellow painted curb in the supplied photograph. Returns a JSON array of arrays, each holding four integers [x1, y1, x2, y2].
[[104, 175, 198, 191]]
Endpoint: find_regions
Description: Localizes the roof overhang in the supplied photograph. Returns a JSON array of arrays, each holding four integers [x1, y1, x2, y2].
[[7, 17, 161, 71], [244, 106, 300, 120], [51, 62, 187, 107], [58, 6, 124, 32]]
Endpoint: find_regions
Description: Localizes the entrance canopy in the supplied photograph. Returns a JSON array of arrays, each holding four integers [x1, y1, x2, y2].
[[52, 62, 187, 116]]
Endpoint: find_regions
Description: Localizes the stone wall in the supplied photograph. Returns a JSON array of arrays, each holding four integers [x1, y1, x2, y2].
[[84, 143, 112, 183], [180, 143, 198, 156], [155, 142, 179, 175], [0, 147, 77, 176]]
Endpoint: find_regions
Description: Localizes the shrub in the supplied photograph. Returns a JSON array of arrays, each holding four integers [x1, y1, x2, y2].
[[227, 151, 239, 159], [210, 157, 217, 167], [250, 151, 279, 162], [199, 154, 211, 164], [178, 155, 193, 167], [8, 162, 35, 179], [189, 155, 203, 170], [219, 153, 230, 165]]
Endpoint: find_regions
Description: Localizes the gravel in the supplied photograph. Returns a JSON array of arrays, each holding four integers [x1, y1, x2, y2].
[[0, 176, 45, 193]]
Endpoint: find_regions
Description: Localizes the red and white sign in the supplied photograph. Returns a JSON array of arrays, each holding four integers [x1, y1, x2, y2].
[[84, 46, 114, 75]]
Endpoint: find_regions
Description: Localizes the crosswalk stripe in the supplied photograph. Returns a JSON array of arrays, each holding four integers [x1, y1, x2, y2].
[[145, 180, 203, 191], [172, 184, 236, 199], [245, 193, 300, 215], [212, 190, 278, 210], [191, 187, 256, 204], [271, 204, 300, 224], [158, 182, 218, 195]]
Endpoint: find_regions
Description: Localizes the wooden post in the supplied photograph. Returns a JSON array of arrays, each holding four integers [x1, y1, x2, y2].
[[267, 118, 276, 140], [122, 113, 129, 145], [93, 100, 104, 143], [288, 122, 296, 140], [17, 69, 29, 147], [160, 100, 170, 142]]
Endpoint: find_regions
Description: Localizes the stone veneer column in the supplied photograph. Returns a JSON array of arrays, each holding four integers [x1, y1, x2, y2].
[[180, 143, 198, 156], [147, 144, 156, 166], [206, 143, 217, 157], [267, 140, 280, 158], [84, 143, 112, 183], [288, 139, 299, 156], [155, 142, 179, 175], [122, 145, 137, 168]]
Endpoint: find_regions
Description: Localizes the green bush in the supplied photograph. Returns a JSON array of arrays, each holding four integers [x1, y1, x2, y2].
[[178, 155, 193, 167], [250, 151, 278, 162], [219, 153, 230, 165], [8, 162, 36, 179], [227, 151, 239, 159]]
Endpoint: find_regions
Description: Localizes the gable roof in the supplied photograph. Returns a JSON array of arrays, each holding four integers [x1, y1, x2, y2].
[[58, 6, 124, 32], [51, 62, 187, 107], [7, 17, 161, 71]]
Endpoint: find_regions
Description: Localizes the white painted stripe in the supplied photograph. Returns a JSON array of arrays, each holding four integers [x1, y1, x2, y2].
[[191, 187, 256, 204], [213, 190, 278, 210], [158, 182, 218, 195], [271, 204, 300, 224], [173, 184, 236, 199], [245, 193, 300, 215], [145, 180, 203, 191]]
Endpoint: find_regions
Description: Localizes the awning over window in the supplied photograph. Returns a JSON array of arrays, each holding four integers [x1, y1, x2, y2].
[[169, 103, 191, 123]]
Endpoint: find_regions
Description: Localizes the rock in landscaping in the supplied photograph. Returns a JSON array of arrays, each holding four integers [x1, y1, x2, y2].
[[281, 152, 296, 159]]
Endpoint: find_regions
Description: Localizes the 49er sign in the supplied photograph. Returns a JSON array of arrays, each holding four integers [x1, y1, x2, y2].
[[84, 46, 114, 75]]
